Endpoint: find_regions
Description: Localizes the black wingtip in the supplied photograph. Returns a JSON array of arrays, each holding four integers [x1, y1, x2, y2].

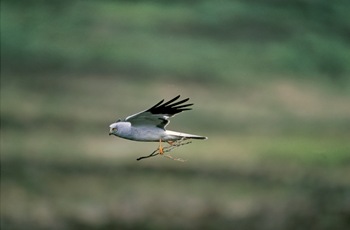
[[147, 95, 193, 115], [150, 99, 164, 109], [161, 95, 181, 107]]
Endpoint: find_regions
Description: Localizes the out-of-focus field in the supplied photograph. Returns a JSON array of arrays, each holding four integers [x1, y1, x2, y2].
[[1, 1, 350, 230], [2, 76, 350, 230]]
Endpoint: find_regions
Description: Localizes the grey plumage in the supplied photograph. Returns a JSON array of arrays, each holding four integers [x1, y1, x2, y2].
[[109, 95, 207, 142]]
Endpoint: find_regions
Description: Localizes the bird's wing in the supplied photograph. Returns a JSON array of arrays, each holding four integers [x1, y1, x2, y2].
[[123, 95, 193, 130]]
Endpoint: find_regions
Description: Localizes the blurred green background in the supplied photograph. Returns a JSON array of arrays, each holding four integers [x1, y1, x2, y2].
[[1, 0, 350, 229]]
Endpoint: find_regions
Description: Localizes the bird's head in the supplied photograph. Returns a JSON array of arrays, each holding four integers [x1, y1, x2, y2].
[[109, 122, 120, 136], [109, 120, 130, 136]]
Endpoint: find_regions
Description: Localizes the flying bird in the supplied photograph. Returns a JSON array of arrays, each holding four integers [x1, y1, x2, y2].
[[109, 95, 207, 156]]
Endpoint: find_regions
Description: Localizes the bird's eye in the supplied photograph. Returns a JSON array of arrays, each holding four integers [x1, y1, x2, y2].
[[112, 128, 117, 131]]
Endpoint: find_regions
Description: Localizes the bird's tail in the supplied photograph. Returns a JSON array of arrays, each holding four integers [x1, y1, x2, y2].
[[166, 130, 208, 140], [185, 134, 208, 140]]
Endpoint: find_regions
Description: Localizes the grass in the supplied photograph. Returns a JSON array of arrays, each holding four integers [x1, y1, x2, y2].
[[1, 74, 350, 229], [2, 0, 350, 84]]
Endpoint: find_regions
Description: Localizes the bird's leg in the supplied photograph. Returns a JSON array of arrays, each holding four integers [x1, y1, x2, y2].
[[136, 139, 166, 161], [158, 139, 164, 155]]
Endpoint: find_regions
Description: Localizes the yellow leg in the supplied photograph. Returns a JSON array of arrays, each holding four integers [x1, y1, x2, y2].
[[158, 139, 164, 154]]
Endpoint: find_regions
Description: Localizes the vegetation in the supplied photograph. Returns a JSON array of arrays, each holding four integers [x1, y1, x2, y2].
[[2, 0, 350, 83], [1, 0, 350, 230]]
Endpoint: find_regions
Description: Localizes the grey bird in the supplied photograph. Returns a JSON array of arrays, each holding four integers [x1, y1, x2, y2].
[[109, 95, 207, 154]]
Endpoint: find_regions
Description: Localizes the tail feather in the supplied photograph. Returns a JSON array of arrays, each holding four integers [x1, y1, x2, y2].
[[166, 130, 208, 140], [185, 135, 207, 140]]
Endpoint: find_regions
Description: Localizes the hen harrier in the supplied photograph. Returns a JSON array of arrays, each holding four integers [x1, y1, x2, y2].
[[109, 95, 207, 160]]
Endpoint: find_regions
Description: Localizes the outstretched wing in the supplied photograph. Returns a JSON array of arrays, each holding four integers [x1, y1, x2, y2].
[[124, 95, 193, 130]]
